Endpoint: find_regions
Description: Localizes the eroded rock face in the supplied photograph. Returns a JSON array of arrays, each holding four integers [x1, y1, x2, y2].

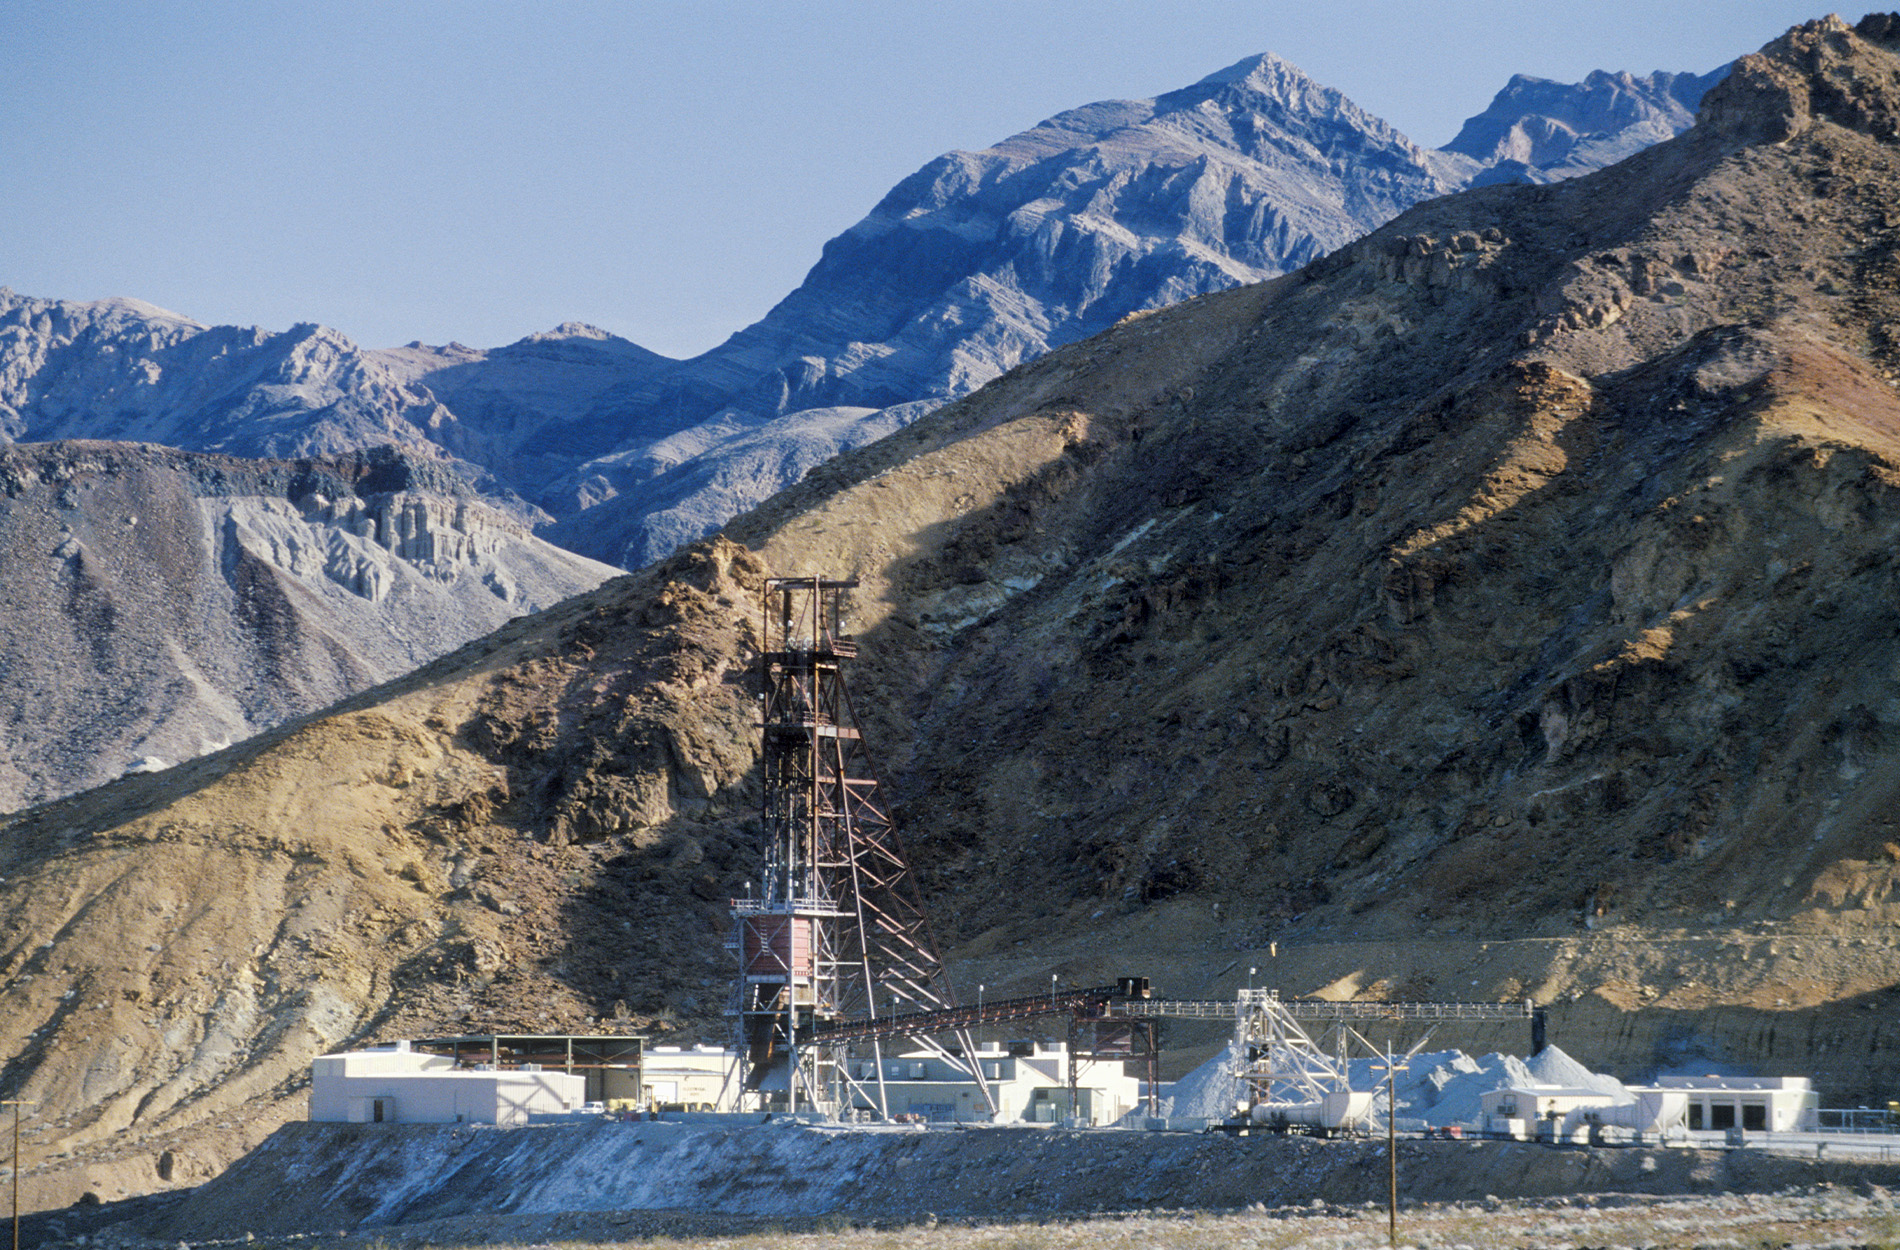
[[0, 441, 616, 810], [1698, 13, 1900, 144]]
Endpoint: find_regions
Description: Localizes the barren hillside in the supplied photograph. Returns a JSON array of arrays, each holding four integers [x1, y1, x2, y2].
[[9, 12, 1900, 1211]]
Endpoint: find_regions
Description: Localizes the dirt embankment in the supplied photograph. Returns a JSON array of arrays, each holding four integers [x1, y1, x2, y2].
[[21, 1120, 1900, 1246]]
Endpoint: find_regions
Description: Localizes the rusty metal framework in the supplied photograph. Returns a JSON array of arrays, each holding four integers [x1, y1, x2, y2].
[[729, 576, 988, 1116]]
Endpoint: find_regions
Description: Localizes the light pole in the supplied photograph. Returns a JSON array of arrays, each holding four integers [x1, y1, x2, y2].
[[1050, 973, 1057, 1004], [977, 984, 985, 1012]]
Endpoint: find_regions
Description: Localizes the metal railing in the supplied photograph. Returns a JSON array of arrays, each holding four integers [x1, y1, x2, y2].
[[1120, 997, 1533, 1022]]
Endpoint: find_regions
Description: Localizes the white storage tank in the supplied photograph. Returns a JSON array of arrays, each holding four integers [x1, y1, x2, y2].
[[1250, 1090, 1376, 1131]]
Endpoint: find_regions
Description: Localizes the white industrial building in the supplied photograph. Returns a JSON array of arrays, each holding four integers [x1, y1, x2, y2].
[[1480, 1075, 1816, 1139], [847, 1041, 1140, 1125], [638, 1041, 1139, 1124], [309, 1041, 586, 1126], [1481, 1085, 1649, 1140], [642, 1044, 743, 1110], [1642, 1075, 1818, 1133]]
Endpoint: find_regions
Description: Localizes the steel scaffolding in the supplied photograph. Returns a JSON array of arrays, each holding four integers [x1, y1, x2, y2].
[[729, 576, 989, 1117]]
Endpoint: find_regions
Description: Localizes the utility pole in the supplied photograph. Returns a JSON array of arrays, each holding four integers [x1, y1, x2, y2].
[[2, 1099, 30, 1250], [1372, 1047, 1408, 1249], [1387, 1056, 1397, 1248]]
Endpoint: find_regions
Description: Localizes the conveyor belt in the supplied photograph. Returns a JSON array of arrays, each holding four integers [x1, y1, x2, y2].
[[807, 987, 1533, 1043]]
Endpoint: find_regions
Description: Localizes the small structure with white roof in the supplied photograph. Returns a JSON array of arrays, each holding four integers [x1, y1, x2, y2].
[[1480, 1085, 1623, 1140]]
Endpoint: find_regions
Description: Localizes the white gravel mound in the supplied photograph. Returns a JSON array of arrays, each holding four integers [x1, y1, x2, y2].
[[1155, 1042, 1631, 1128]]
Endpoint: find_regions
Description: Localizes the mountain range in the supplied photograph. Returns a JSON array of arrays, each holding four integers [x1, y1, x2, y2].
[[3, 12, 1897, 1213], [1, 55, 1725, 562], [0, 53, 1728, 811]]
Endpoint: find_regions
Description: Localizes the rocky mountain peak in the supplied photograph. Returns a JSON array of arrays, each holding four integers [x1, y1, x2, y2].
[[1698, 12, 1900, 144], [0, 44, 1741, 577], [1162, 50, 1428, 157], [1444, 65, 1727, 184], [520, 322, 642, 348], [1187, 49, 1359, 99], [73, 295, 204, 329]]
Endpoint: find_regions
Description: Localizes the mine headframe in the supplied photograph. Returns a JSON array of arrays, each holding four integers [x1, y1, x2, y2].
[[728, 575, 989, 1116]]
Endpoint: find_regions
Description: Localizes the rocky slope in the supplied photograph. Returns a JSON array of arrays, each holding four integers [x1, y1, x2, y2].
[[0, 441, 616, 809], [0, 55, 1721, 808], [4, 16, 1872, 1210], [128, 1122, 1900, 1242]]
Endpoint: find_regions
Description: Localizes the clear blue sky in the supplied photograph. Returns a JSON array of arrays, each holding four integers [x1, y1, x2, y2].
[[1, 1, 1844, 358]]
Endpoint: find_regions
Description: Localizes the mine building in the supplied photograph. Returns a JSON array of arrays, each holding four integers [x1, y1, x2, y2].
[[637, 1041, 1141, 1123], [309, 1041, 586, 1125], [847, 1041, 1141, 1125], [642, 1044, 743, 1110], [1639, 1075, 1818, 1133], [308, 1035, 644, 1125], [1480, 1086, 1627, 1140], [1480, 1076, 1817, 1140], [406, 1034, 645, 1105]]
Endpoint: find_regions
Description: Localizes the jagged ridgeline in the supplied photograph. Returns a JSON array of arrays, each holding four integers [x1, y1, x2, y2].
[[8, 11, 1900, 1214]]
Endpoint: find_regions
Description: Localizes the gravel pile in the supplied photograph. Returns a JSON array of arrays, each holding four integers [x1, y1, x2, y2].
[[1158, 1042, 1625, 1129]]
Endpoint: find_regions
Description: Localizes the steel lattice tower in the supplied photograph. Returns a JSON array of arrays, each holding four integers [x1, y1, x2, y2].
[[729, 576, 985, 1115]]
